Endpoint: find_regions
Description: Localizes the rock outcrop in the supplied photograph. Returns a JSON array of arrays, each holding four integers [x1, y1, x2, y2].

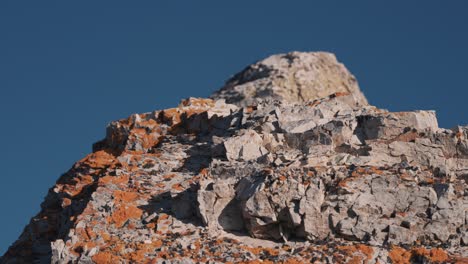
[[211, 52, 368, 106], [2, 52, 467, 264]]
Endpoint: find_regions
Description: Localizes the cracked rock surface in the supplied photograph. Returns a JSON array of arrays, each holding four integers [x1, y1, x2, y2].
[[1, 52, 467, 264]]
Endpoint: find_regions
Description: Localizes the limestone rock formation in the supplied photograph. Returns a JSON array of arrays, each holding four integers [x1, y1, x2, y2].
[[211, 52, 368, 107], [2, 52, 467, 264]]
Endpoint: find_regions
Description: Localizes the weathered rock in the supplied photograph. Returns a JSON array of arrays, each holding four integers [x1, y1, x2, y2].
[[2, 52, 467, 264], [223, 130, 267, 161], [211, 51, 369, 107]]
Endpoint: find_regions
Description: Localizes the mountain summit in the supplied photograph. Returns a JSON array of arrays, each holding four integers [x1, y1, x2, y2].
[[2, 52, 467, 264], [211, 52, 368, 106]]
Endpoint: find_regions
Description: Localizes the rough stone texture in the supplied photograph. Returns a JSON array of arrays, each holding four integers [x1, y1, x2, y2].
[[211, 51, 369, 107], [2, 52, 467, 264]]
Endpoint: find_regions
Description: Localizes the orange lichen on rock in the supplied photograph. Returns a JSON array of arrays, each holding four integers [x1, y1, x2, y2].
[[135, 116, 159, 129], [163, 173, 176, 181], [99, 174, 129, 186], [199, 167, 210, 177], [171, 183, 185, 191], [330, 91, 351, 98], [158, 213, 169, 220], [411, 247, 449, 263], [338, 244, 374, 263], [59, 174, 95, 197], [388, 246, 448, 264], [113, 190, 139, 203], [389, 131, 420, 143], [307, 100, 322, 107], [180, 97, 214, 108], [91, 252, 121, 264], [240, 246, 279, 257], [160, 108, 182, 126], [239, 260, 274, 264], [281, 258, 305, 264], [453, 257, 468, 264], [388, 246, 412, 264], [61, 198, 72, 207], [79, 150, 116, 169], [121, 241, 165, 263], [109, 205, 143, 228], [338, 177, 351, 188], [350, 166, 384, 177], [426, 248, 449, 263], [160, 98, 214, 128], [244, 105, 257, 114], [129, 128, 162, 150], [347, 256, 363, 264], [181, 99, 215, 117], [75, 226, 97, 241]]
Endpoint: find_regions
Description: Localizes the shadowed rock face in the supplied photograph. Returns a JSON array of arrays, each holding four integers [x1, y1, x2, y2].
[[2, 52, 467, 264]]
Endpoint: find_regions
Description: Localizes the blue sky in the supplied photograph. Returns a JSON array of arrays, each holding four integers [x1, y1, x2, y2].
[[1, 1, 467, 253]]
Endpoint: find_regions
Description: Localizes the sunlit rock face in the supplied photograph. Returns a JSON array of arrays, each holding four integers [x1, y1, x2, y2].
[[2, 52, 467, 264], [211, 51, 368, 107]]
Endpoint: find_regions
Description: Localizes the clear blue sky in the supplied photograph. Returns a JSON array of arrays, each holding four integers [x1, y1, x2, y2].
[[1, 1, 467, 253]]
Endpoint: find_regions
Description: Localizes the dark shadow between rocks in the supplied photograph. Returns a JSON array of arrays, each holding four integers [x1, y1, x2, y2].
[[168, 110, 242, 173], [217, 198, 246, 232], [354, 115, 382, 143], [178, 141, 213, 175], [139, 188, 203, 227]]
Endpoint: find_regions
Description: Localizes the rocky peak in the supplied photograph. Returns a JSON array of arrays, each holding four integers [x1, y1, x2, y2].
[[211, 51, 368, 107], [1, 52, 467, 264]]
